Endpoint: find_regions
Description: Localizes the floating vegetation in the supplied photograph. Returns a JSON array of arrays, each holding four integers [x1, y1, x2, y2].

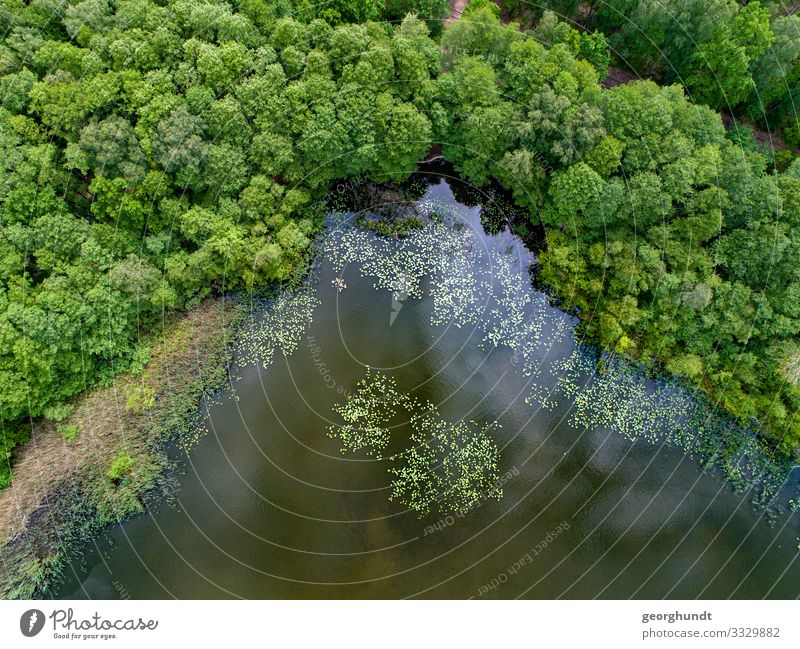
[[357, 212, 423, 237], [238, 287, 320, 369], [545, 347, 795, 514], [389, 413, 502, 516], [523, 382, 558, 411], [327, 367, 504, 517], [327, 369, 420, 458], [321, 194, 799, 516], [561, 351, 694, 444], [223, 186, 798, 519]]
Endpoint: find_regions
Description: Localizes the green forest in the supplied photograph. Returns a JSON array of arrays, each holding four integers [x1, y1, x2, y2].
[[2, 0, 800, 492], [504, 0, 800, 140]]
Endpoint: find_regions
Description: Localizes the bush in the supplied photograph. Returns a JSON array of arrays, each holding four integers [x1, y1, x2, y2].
[[107, 451, 135, 482], [56, 424, 79, 441], [124, 384, 156, 414], [772, 149, 795, 173], [95, 455, 161, 524], [784, 119, 800, 149], [0, 420, 32, 489]]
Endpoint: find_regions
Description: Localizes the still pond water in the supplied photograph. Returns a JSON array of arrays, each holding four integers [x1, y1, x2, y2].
[[56, 169, 800, 599]]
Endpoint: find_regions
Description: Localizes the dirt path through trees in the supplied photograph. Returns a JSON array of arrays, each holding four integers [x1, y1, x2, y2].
[[603, 68, 799, 154], [447, 0, 468, 24]]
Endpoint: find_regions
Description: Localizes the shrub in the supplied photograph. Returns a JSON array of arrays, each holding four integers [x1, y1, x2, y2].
[[107, 451, 135, 482], [773, 149, 795, 172], [784, 119, 800, 149], [124, 384, 156, 414], [56, 424, 79, 441]]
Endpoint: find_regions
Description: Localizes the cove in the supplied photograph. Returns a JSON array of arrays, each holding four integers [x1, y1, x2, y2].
[[54, 166, 800, 599]]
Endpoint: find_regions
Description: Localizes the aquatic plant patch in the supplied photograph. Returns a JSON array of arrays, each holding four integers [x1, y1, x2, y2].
[[327, 368, 422, 458], [327, 367, 504, 517], [238, 287, 320, 370], [322, 198, 798, 516], [389, 413, 503, 516]]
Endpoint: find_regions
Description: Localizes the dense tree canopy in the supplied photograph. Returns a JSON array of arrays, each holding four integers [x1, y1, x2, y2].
[[439, 5, 800, 453], [0, 0, 438, 484], [2, 0, 800, 489], [511, 0, 800, 137]]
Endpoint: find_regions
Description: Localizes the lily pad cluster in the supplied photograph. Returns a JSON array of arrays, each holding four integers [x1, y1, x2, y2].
[[327, 368, 420, 458], [238, 288, 320, 369], [538, 347, 794, 512], [389, 413, 502, 516], [325, 199, 558, 352], [327, 367, 504, 517]]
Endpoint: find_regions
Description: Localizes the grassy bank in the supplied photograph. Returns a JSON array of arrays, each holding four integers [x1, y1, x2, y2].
[[0, 297, 244, 599]]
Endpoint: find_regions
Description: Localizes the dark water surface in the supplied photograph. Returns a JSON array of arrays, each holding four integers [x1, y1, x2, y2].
[[55, 173, 800, 599]]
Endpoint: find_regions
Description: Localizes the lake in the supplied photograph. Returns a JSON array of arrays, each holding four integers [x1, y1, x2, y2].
[[55, 166, 800, 599]]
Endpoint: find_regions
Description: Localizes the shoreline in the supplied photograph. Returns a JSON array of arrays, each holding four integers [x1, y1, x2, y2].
[[0, 297, 244, 598], [2, 165, 798, 598]]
